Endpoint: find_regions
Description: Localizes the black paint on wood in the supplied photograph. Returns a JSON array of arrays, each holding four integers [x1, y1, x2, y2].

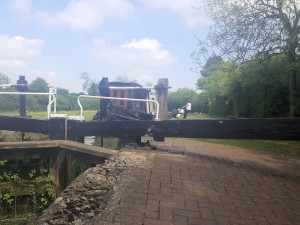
[[0, 115, 48, 134], [1, 116, 300, 141], [151, 118, 300, 140], [72, 120, 152, 137], [49, 118, 66, 140], [98, 77, 110, 120], [16, 75, 28, 117], [70, 118, 300, 140]]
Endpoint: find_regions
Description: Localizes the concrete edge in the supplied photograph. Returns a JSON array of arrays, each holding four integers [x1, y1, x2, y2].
[[0, 140, 118, 159], [58, 140, 119, 158]]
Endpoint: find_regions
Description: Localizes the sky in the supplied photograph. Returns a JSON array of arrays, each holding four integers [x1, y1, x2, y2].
[[0, 0, 211, 93]]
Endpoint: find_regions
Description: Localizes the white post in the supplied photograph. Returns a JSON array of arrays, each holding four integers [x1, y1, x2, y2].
[[49, 87, 57, 113]]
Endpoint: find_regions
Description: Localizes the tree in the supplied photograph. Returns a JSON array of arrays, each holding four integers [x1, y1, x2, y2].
[[197, 55, 290, 117], [80, 72, 99, 95], [198, 0, 300, 117], [0, 74, 18, 111], [27, 78, 49, 110], [230, 56, 290, 117], [0, 73, 10, 85], [29, 77, 49, 92], [115, 74, 137, 83], [168, 88, 201, 112], [56, 87, 69, 95], [197, 58, 236, 116], [200, 55, 224, 78]]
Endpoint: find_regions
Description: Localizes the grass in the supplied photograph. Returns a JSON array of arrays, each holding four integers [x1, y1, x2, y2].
[[0, 110, 97, 121], [186, 113, 222, 119]]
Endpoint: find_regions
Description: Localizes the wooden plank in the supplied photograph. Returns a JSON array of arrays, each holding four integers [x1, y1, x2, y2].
[[1, 115, 300, 140], [155, 78, 169, 120], [0, 116, 49, 134], [151, 118, 300, 140], [69, 120, 153, 137], [71, 118, 300, 140]]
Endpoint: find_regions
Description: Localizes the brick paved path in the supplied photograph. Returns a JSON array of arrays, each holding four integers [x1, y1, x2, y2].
[[98, 139, 300, 225]]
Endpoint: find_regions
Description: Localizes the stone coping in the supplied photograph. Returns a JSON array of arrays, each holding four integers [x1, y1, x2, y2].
[[0, 140, 118, 159]]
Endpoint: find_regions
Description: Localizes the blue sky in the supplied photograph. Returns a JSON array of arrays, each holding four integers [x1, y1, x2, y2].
[[0, 0, 210, 93]]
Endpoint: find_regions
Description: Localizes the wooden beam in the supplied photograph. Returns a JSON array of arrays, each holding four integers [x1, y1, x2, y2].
[[151, 118, 300, 140], [70, 118, 300, 140], [0, 115, 49, 134], [1, 115, 300, 140], [155, 78, 169, 120], [69, 120, 152, 137]]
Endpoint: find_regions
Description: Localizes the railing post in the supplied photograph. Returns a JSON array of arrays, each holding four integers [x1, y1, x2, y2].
[[98, 77, 110, 121], [16, 75, 28, 117], [155, 78, 169, 120], [154, 78, 169, 141]]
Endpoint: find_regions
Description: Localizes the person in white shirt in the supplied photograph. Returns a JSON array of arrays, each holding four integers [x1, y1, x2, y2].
[[182, 102, 192, 118]]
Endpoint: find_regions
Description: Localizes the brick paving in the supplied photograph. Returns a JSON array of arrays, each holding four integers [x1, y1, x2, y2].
[[100, 139, 300, 225]]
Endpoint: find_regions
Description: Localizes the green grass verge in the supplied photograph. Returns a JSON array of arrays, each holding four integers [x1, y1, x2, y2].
[[187, 113, 221, 119], [1, 111, 218, 121], [194, 139, 300, 156], [0, 110, 97, 121]]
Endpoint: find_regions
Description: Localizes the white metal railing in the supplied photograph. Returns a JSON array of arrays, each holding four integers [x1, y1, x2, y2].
[[109, 86, 154, 90], [77, 95, 160, 121], [0, 84, 28, 88], [0, 84, 13, 88], [0, 91, 56, 119]]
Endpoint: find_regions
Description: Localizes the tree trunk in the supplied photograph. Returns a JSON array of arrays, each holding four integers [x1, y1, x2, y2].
[[287, 39, 297, 117], [289, 69, 297, 117]]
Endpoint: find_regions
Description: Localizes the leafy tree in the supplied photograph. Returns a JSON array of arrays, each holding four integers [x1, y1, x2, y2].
[[168, 88, 201, 112], [0, 95, 19, 111], [87, 82, 99, 96], [200, 55, 224, 78], [115, 74, 137, 83], [0, 73, 10, 85], [56, 88, 69, 95], [197, 55, 290, 117], [0, 73, 18, 111], [198, 0, 300, 116], [29, 77, 49, 92], [197, 58, 236, 116], [80, 72, 99, 95], [27, 78, 49, 110], [236, 56, 290, 117]]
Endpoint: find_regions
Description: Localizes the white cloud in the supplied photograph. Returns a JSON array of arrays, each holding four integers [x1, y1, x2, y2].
[[36, 0, 134, 30], [122, 39, 172, 61], [91, 38, 177, 85], [92, 38, 176, 68], [0, 35, 43, 60], [0, 35, 43, 74], [140, 0, 210, 27], [0, 59, 26, 70], [0, 35, 59, 89], [8, 0, 33, 13]]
